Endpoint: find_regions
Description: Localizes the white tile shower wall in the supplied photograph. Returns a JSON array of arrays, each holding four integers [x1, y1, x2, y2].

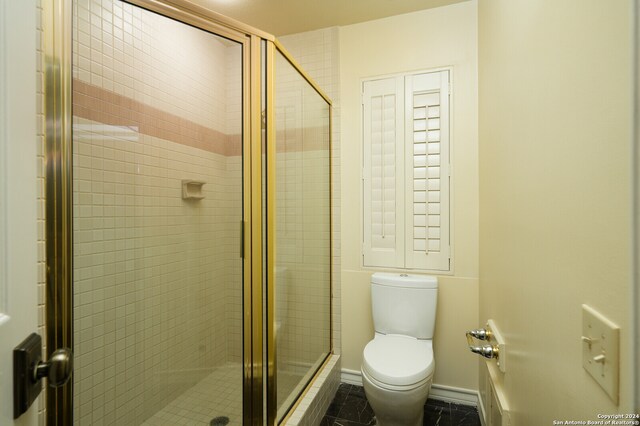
[[275, 150, 331, 369], [73, 0, 232, 133], [72, 120, 242, 425], [71, 0, 244, 424], [278, 28, 342, 359]]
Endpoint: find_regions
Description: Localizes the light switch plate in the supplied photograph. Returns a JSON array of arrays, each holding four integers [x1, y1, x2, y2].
[[582, 304, 619, 403]]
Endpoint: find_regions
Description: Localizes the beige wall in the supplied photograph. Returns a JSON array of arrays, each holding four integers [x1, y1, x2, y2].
[[339, 1, 479, 391], [478, 0, 633, 422]]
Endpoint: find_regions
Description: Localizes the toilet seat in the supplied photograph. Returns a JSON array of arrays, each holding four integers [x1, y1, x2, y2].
[[362, 334, 434, 389]]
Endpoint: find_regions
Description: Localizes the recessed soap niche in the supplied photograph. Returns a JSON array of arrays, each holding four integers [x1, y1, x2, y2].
[[182, 180, 206, 200]]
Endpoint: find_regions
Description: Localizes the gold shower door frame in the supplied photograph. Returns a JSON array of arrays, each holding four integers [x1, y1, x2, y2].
[[264, 41, 333, 425], [43, 0, 332, 424]]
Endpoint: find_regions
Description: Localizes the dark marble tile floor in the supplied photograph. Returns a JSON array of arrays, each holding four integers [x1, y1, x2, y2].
[[321, 383, 481, 426]]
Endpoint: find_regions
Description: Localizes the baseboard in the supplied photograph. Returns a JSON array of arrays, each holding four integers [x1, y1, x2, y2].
[[340, 368, 478, 407], [341, 368, 363, 385], [477, 391, 487, 426], [429, 384, 478, 406]]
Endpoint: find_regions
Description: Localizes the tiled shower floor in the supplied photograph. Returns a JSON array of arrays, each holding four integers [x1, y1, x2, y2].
[[141, 362, 305, 425], [142, 363, 242, 426]]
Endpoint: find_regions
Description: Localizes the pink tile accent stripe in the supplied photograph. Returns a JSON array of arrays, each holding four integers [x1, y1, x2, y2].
[[73, 80, 329, 156], [276, 126, 329, 153], [73, 79, 241, 156]]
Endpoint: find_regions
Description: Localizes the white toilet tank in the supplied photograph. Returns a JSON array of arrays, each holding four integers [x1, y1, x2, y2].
[[371, 273, 438, 339]]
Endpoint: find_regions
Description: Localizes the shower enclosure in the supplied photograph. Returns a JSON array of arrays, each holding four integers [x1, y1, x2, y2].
[[43, 0, 332, 424]]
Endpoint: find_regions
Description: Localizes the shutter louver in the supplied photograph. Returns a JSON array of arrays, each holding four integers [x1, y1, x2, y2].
[[363, 77, 405, 268], [362, 70, 450, 271], [405, 71, 450, 271], [412, 91, 440, 253]]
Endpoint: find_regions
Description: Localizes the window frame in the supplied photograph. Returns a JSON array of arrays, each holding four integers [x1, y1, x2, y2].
[[360, 67, 455, 274]]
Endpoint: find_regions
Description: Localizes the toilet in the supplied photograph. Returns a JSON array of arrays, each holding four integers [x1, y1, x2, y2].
[[361, 273, 438, 426]]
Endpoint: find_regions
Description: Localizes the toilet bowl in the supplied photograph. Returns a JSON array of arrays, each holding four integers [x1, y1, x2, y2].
[[361, 273, 438, 426], [362, 334, 434, 426]]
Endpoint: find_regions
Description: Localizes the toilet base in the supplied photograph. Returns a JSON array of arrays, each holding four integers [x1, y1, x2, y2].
[[361, 368, 432, 426]]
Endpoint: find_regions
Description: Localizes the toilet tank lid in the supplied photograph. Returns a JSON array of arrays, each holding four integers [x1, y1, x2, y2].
[[371, 273, 438, 289]]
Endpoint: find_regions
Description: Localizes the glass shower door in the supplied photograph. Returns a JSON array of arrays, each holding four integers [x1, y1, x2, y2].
[[272, 49, 332, 422], [71, 1, 245, 424]]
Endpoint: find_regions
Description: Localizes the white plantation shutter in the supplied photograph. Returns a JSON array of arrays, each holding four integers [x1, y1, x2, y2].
[[405, 71, 450, 271], [362, 77, 405, 268], [362, 70, 451, 271]]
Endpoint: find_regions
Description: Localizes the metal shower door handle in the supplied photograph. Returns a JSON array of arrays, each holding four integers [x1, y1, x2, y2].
[[34, 347, 73, 387]]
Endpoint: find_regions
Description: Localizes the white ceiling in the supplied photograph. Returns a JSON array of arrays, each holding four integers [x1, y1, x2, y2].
[[189, 0, 468, 36]]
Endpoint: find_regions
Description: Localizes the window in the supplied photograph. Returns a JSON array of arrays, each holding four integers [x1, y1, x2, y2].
[[362, 70, 451, 271]]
